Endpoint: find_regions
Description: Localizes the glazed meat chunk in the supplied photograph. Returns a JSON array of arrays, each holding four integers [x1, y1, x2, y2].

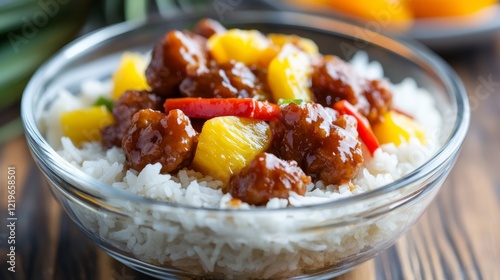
[[102, 90, 163, 148], [146, 30, 208, 97], [311, 56, 364, 107], [311, 55, 392, 123], [249, 65, 272, 100], [362, 79, 393, 123], [228, 153, 311, 206], [271, 103, 363, 185], [193, 18, 226, 38], [180, 61, 268, 100], [122, 109, 198, 173]]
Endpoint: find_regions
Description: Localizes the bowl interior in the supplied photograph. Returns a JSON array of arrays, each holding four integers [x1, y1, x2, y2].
[[22, 10, 469, 209]]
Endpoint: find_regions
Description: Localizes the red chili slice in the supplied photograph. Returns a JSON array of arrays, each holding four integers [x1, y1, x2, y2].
[[333, 100, 380, 155]]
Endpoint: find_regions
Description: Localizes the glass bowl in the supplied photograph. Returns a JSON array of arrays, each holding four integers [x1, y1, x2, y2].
[[21, 11, 469, 280]]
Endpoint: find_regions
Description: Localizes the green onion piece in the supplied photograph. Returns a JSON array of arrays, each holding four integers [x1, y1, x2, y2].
[[94, 97, 114, 112], [277, 99, 304, 105]]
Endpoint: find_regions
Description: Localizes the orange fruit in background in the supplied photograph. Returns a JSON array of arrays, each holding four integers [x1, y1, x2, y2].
[[288, 0, 497, 27], [323, 0, 413, 22], [289, 0, 414, 30], [409, 0, 496, 18]]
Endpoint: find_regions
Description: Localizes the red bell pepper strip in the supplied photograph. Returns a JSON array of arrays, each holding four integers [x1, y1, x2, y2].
[[333, 100, 380, 155], [164, 98, 280, 121]]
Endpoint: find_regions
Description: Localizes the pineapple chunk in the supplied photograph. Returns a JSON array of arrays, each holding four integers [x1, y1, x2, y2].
[[267, 44, 313, 102], [373, 111, 426, 146], [191, 116, 272, 184], [268, 34, 319, 55], [111, 52, 150, 100], [60, 106, 114, 146], [207, 29, 276, 66]]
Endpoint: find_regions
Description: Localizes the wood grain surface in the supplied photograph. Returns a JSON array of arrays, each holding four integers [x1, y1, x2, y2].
[[1, 20, 500, 280]]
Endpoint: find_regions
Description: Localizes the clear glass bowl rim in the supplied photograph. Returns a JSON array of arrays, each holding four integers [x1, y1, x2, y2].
[[21, 10, 470, 213]]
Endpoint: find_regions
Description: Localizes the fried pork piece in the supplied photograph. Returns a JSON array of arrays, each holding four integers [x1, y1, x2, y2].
[[193, 18, 226, 38], [180, 61, 268, 100], [311, 55, 392, 124], [363, 79, 393, 123], [102, 90, 163, 148], [228, 153, 311, 206], [146, 30, 208, 97], [270, 103, 363, 186], [249, 64, 272, 97], [122, 109, 198, 173]]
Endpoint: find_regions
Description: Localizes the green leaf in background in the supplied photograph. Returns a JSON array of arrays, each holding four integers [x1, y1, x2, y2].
[[0, 0, 93, 111], [103, 0, 210, 23], [0, 0, 42, 35], [125, 0, 149, 21], [0, 0, 92, 145], [155, 0, 182, 18]]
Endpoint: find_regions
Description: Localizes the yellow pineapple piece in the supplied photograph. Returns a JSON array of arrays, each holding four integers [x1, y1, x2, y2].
[[191, 116, 272, 185], [267, 44, 313, 102], [111, 52, 150, 100], [207, 29, 275, 66], [60, 106, 114, 146], [268, 34, 319, 55], [373, 110, 426, 146]]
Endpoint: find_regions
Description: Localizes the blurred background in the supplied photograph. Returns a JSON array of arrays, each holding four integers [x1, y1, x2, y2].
[[1, 0, 499, 146]]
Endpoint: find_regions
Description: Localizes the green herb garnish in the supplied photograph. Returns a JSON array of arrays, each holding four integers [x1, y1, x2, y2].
[[277, 99, 304, 106], [94, 97, 114, 112]]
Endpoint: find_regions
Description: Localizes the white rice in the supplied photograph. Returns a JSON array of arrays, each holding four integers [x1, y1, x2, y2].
[[42, 52, 442, 278]]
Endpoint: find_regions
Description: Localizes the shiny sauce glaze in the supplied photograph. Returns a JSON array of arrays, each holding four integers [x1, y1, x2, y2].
[[146, 30, 208, 97], [311, 55, 392, 123], [229, 153, 311, 206], [102, 19, 393, 205], [122, 109, 198, 173], [270, 103, 363, 186], [102, 90, 163, 148], [180, 61, 268, 100]]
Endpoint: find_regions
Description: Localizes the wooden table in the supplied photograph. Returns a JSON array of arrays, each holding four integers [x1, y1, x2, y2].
[[1, 22, 500, 280]]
